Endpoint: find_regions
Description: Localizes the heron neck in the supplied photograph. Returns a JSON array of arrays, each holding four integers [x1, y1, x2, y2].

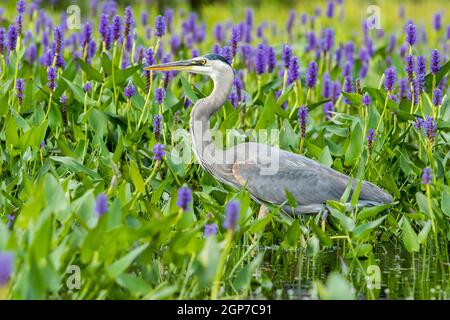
[[189, 69, 234, 167]]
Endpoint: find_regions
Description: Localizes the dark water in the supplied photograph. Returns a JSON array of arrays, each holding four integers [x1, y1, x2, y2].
[[252, 244, 450, 300]]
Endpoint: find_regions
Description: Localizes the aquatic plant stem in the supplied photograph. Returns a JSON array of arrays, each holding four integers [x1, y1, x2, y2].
[[211, 229, 234, 300]]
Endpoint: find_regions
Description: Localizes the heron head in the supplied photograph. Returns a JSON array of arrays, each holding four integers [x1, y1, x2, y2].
[[144, 53, 232, 77]]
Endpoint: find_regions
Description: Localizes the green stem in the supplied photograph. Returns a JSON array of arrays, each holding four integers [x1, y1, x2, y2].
[[211, 229, 234, 300]]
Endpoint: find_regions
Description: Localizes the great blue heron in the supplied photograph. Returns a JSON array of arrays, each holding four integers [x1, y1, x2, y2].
[[145, 54, 393, 214]]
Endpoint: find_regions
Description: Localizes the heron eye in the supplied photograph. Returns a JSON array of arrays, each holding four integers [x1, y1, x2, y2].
[[200, 59, 207, 65]]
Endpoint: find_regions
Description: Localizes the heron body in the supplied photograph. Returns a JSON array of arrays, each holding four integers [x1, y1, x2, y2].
[[146, 54, 393, 214]]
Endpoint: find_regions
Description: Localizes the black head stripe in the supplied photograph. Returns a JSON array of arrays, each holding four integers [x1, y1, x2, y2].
[[203, 53, 231, 66]]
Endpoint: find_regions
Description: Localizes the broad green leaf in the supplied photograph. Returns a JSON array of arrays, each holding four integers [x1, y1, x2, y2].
[[352, 215, 387, 240], [106, 243, 149, 279], [344, 120, 363, 166], [129, 160, 145, 193], [402, 217, 420, 252]]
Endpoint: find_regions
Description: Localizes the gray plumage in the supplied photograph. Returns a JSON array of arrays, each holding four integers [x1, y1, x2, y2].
[[146, 54, 394, 214]]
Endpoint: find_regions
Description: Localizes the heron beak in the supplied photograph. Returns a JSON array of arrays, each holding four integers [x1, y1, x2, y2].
[[144, 60, 195, 71]]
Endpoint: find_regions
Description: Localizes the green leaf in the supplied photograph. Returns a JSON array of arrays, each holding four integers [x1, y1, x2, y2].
[[285, 189, 297, 208], [61, 77, 97, 106], [75, 58, 103, 82], [319, 146, 333, 167], [311, 221, 332, 246], [106, 243, 149, 279], [442, 191, 450, 217], [329, 208, 355, 231], [180, 76, 198, 103], [402, 217, 420, 252], [116, 273, 151, 296], [283, 220, 301, 247], [344, 120, 363, 166], [352, 215, 387, 240], [415, 192, 430, 216], [357, 203, 391, 221], [50, 156, 101, 180], [129, 160, 145, 193], [418, 220, 432, 244]]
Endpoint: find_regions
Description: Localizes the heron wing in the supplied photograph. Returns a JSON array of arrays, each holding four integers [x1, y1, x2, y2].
[[230, 146, 351, 207]]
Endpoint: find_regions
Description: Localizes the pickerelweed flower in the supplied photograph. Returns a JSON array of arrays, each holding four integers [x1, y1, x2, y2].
[[399, 78, 409, 99], [305, 31, 317, 52], [281, 44, 292, 69], [332, 81, 341, 103], [255, 43, 266, 75], [229, 26, 240, 57], [154, 15, 166, 37], [298, 106, 308, 139], [422, 167, 432, 185], [99, 13, 109, 43], [60, 94, 67, 125], [17, 0, 26, 14], [430, 49, 440, 74], [112, 15, 122, 41], [204, 223, 218, 237], [220, 45, 232, 65], [362, 92, 372, 107], [342, 61, 353, 78], [214, 24, 224, 44], [287, 56, 300, 86], [321, 28, 334, 52], [367, 128, 376, 152], [176, 186, 192, 211], [124, 82, 136, 99], [153, 114, 163, 141], [84, 81, 92, 92], [359, 62, 369, 79], [124, 6, 134, 38], [416, 55, 426, 75], [25, 43, 37, 63], [425, 116, 436, 142], [0, 27, 5, 53], [6, 215, 14, 229], [322, 73, 332, 98], [323, 101, 334, 120], [0, 252, 14, 286], [47, 67, 57, 92], [286, 10, 296, 36], [94, 193, 108, 217], [433, 12, 442, 31], [405, 23, 416, 46], [326, 0, 335, 18], [155, 87, 165, 104], [405, 55, 415, 82], [7, 24, 18, 51], [433, 88, 442, 106], [15, 78, 25, 105], [304, 62, 317, 89], [153, 143, 165, 161], [80, 22, 93, 50], [415, 117, 424, 130], [223, 200, 240, 230], [343, 77, 354, 104], [384, 66, 397, 91]]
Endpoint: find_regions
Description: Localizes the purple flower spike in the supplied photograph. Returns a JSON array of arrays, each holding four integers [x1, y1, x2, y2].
[[367, 128, 376, 152], [112, 15, 122, 41], [124, 6, 134, 38], [421, 167, 432, 185], [321, 28, 334, 52], [229, 26, 240, 57], [384, 66, 397, 92], [323, 101, 334, 120], [430, 49, 440, 74], [220, 45, 232, 65], [255, 43, 266, 75], [343, 77, 354, 104], [84, 81, 92, 92], [47, 67, 57, 92], [223, 200, 240, 230], [433, 12, 442, 31], [204, 223, 218, 237], [94, 194, 108, 217], [326, 0, 335, 18], [287, 56, 300, 86], [17, 0, 26, 14], [405, 55, 415, 82], [7, 24, 18, 51], [425, 116, 436, 142], [155, 87, 165, 104], [305, 61, 318, 88], [362, 92, 372, 106], [405, 23, 416, 46], [80, 22, 93, 49], [176, 186, 192, 211], [266, 46, 276, 73], [153, 143, 165, 161], [154, 15, 166, 37], [152, 114, 163, 141], [281, 44, 292, 69], [0, 252, 14, 286], [99, 13, 109, 42], [433, 88, 442, 106], [15, 78, 25, 105], [298, 106, 308, 139], [124, 82, 136, 99]]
